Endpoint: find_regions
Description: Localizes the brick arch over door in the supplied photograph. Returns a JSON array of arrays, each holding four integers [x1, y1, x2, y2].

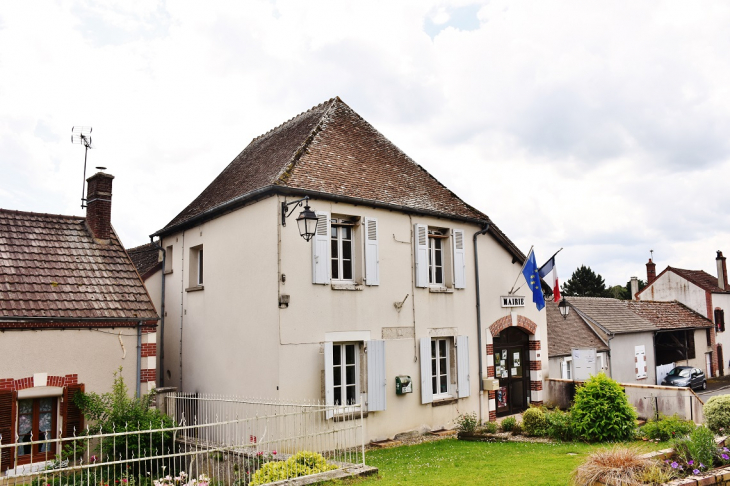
[[489, 315, 537, 336]]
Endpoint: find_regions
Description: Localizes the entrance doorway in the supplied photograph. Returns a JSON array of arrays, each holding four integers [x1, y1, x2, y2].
[[493, 327, 529, 417]]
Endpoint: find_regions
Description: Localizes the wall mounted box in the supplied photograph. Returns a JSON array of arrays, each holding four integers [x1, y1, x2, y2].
[[395, 375, 412, 395], [482, 378, 500, 391]]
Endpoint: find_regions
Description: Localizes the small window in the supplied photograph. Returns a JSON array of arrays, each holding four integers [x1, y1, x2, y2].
[[716, 309, 725, 333], [188, 245, 204, 289], [428, 233, 444, 286], [561, 357, 573, 380], [164, 245, 173, 273], [17, 397, 57, 459]]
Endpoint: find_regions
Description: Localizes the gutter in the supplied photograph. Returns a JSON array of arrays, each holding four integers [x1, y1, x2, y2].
[[0, 316, 158, 323], [473, 223, 490, 424], [149, 237, 167, 387], [151, 186, 526, 264]]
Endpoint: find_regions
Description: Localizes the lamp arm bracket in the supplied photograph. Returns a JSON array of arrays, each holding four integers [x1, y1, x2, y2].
[[281, 196, 310, 226]]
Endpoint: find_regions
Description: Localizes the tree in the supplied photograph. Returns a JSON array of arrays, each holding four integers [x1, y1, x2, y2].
[[562, 265, 610, 297]]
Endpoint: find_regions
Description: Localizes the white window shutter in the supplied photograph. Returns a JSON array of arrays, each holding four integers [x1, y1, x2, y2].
[[456, 335, 470, 398], [560, 360, 567, 380], [414, 224, 429, 288], [312, 212, 330, 284], [420, 337, 433, 404], [324, 341, 334, 419], [364, 218, 380, 286], [366, 340, 386, 411], [453, 229, 466, 289]]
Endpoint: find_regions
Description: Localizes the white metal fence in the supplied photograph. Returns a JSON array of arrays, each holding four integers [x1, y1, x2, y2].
[[0, 393, 365, 486]]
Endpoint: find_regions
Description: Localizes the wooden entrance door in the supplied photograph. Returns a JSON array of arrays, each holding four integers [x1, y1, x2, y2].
[[493, 327, 529, 417]]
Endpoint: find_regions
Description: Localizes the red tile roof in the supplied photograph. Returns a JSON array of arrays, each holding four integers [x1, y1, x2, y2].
[[155, 97, 525, 261], [127, 242, 162, 280], [0, 209, 159, 324], [627, 300, 713, 330], [666, 267, 730, 294]]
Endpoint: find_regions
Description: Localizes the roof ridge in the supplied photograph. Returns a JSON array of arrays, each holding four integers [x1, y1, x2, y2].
[[251, 97, 339, 145], [0, 208, 85, 221], [273, 98, 340, 186]]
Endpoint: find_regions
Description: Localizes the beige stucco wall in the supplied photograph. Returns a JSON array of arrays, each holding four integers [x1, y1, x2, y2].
[[0, 329, 138, 395], [640, 271, 708, 313], [610, 332, 656, 384], [157, 195, 549, 441]]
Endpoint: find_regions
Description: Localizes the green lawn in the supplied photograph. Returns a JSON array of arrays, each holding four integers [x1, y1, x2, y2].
[[336, 438, 669, 486]]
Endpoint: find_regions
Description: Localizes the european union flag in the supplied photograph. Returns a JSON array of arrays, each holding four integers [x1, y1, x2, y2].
[[522, 250, 545, 311]]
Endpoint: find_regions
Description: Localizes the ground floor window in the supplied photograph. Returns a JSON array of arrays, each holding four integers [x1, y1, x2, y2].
[[332, 343, 358, 406], [431, 338, 450, 398], [17, 397, 57, 459]]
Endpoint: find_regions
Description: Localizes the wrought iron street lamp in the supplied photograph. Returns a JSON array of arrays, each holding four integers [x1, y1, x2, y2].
[[558, 297, 570, 319], [281, 196, 319, 241]]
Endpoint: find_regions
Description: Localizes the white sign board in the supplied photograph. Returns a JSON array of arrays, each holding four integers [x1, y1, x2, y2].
[[501, 296, 525, 308], [571, 348, 597, 381]]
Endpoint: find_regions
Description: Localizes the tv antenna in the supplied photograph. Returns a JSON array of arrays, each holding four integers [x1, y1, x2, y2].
[[71, 126, 93, 208]]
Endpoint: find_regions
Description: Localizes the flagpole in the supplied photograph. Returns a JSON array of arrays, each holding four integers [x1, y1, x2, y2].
[[539, 247, 563, 270], [508, 246, 533, 295]]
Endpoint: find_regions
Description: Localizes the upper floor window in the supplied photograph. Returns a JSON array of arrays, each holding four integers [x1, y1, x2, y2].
[[164, 245, 173, 274], [414, 224, 466, 290], [716, 309, 725, 333], [331, 219, 354, 282], [187, 245, 204, 290], [312, 211, 379, 287]]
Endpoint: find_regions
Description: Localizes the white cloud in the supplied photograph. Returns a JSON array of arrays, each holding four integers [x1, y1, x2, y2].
[[1, 0, 730, 285]]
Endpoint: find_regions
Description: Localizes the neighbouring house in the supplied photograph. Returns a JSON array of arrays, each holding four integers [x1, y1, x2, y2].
[[546, 300, 610, 381], [146, 97, 549, 441], [0, 172, 159, 475], [636, 252, 730, 376], [560, 297, 713, 385]]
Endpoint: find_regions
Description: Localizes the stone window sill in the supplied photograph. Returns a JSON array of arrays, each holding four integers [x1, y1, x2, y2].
[[332, 283, 363, 291], [164, 270, 173, 275], [429, 287, 454, 294], [185, 285, 204, 292], [432, 397, 458, 407]]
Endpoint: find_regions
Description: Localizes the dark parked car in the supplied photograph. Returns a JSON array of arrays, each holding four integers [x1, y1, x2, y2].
[[661, 366, 707, 390]]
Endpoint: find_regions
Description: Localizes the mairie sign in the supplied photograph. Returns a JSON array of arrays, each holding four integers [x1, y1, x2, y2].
[[500, 296, 525, 308]]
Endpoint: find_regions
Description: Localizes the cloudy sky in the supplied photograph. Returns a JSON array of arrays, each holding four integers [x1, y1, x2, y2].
[[2, 0, 729, 287]]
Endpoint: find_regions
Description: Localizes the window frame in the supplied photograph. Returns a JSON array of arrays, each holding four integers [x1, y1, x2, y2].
[[428, 233, 445, 287], [15, 396, 58, 465], [187, 245, 204, 290], [561, 357, 573, 380], [330, 219, 356, 283], [431, 338, 451, 399], [331, 342, 360, 407]]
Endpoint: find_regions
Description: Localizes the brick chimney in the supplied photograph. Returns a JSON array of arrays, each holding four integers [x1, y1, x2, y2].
[[646, 258, 656, 284], [85, 171, 114, 241], [717, 251, 728, 290]]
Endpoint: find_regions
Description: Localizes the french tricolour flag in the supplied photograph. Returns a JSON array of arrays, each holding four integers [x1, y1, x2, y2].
[[538, 256, 560, 302]]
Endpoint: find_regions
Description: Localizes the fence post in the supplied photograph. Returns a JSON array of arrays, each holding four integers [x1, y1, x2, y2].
[[156, 387, 178, 417]]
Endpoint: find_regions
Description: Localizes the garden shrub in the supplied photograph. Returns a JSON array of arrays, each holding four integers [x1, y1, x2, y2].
[[511, 422, 522, 435], [639, 414, 695, 441], [570, 446, 663, 486], [522, 407, 547, 437], [686, 426, 716, 471], [500, 416, 517, 432], [250, 451, 336, 485], [705, 394, 730, 434], [476, 421, 498, 434], [455, 412, 478, 434], [74, 367, 175, 477], [571, 373, 637, 442], [545, 408, 573, 441]]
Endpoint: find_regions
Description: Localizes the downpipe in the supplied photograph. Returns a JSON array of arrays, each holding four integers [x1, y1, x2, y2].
[[473, 223, 490, 424]]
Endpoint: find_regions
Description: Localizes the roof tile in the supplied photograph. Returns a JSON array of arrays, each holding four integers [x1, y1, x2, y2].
[[0, 209, 158, 322]]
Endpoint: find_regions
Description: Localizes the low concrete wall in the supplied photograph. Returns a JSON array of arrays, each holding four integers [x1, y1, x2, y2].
[[546, 379, 705, 424]]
